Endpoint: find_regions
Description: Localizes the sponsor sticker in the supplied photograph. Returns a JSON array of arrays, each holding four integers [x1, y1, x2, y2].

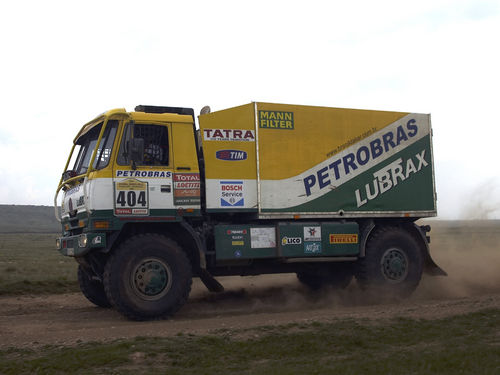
[[281, 237, 302, 245], [116, 170, 172, 178], [259, 110, 294, 129], [250, 227, 276, 248], [173, 173, 200, 205], [204, 129, 255, 142], [232, 241, 244, 246], [304, 226, 321, 241], [304, 242, 322, 254], [220, 181, 244, 207], [329, 234, 358, 244], [227, 229, 248, 235], [216, 150, 248, 161]]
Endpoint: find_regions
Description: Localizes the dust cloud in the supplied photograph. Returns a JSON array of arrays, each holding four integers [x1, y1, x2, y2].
[[184, 221, 500, 316], [414, 220, 500, 300], [459, 179, 500, 220]]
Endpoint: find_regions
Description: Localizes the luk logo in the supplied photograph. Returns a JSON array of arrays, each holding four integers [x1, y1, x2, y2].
[[220, 181, 244, 207], [281, 237, 302, 245], [216, 150, 248, 161]]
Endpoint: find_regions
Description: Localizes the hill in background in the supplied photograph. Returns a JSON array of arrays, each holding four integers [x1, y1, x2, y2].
[[0, 205, 60, 233]]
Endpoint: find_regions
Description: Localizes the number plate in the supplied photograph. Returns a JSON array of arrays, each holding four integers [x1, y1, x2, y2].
[[114, 178, 149, 216]]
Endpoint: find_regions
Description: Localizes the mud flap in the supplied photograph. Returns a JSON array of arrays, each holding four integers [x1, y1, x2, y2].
[[416, 224, 447, 276], [198, 268, 225, 292]]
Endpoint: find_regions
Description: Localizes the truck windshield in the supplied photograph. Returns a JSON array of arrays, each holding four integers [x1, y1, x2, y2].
[[71, 120, 118, 175]]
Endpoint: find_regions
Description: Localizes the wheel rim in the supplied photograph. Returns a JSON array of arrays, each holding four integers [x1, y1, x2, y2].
[[380, 247, 409, 283], [131, 258, 172, 300]]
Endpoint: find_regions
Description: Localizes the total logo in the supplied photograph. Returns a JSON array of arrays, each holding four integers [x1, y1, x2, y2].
[[216, 150, 248, 161], [281, 237, 302, 245]]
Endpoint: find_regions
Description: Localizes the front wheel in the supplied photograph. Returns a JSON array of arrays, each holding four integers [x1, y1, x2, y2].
[[356, 226, 423, 298], [104, 234, 192, 321]]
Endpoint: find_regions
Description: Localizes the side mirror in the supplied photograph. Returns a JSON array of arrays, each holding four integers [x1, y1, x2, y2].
[[130, 138, 144, 166]]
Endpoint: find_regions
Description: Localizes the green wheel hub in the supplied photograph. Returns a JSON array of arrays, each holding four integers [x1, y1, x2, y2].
[[131, 258, 172, 300], [380, 248, 409, 283]]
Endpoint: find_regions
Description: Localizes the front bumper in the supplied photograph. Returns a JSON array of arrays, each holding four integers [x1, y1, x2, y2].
[[56, 233, 107, 257]]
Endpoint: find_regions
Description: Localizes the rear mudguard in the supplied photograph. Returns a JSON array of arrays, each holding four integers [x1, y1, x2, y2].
[[414, 223, 447, 276], [361, 221, 446, 276]]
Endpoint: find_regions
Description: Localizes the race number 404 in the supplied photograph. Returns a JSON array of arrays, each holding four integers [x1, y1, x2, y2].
[[114, 179, 149, 215]]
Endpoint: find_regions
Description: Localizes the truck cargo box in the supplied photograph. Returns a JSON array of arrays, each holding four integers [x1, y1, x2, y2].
[[199, 102, 436, 219]]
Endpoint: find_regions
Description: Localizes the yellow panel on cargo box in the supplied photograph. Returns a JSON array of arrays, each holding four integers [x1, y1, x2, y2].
[[199, 104, 257, 180], [256, 102, 409, 180]]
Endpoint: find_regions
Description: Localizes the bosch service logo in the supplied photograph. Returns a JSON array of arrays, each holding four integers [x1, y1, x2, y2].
[[216, 150, 247, 161]]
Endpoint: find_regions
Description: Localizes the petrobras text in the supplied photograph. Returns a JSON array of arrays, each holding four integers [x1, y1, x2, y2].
[[303, 118, 419, 196], [116, 170, 172, 178]]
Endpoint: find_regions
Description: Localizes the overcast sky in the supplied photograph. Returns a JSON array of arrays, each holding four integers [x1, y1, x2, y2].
[[0, 0, 499, 219]]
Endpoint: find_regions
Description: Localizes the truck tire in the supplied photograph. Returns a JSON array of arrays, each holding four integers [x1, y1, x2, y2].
[[297, 265, 353, 291], [103, 234, 192, 321], [356, 226, 423, 298], [77, 265, 112, 308]]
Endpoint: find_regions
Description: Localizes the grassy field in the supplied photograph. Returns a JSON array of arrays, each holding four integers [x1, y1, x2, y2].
[[0, 233, 78, 295], [0, 205, 59, 233], [0, 309, 498, 375]]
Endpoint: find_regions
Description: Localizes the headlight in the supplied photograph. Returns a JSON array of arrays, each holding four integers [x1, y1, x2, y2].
[[78, 234, 88, 248]]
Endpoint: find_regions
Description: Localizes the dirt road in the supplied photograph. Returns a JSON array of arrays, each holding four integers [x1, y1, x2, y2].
[[1, 275, 499, 349], [1, 220, 499, 348]]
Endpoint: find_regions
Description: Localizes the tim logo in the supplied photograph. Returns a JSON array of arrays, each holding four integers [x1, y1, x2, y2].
[[216, 150, 247, 161]]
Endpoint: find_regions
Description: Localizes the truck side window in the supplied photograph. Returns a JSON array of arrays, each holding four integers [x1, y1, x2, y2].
[[118, 123, 169, 166]]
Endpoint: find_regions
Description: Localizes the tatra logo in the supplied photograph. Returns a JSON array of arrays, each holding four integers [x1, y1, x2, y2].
[[204, 129, 255, 141], [259, 110, 294, 130]]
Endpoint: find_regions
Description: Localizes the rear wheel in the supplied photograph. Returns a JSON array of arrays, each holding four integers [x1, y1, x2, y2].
[[356, 226, 423, 298], [104, 234, 192, 321], [77, 265, 111, 308]]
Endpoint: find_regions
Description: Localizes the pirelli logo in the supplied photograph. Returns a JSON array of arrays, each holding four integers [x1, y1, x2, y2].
[[259, 110, 294, 130], [329, 234, 358, 244]]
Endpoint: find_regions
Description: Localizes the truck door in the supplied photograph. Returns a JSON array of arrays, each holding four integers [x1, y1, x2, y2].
[[113, 121, 175, 217]]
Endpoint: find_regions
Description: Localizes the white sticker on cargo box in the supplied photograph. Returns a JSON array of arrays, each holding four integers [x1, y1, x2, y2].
[[304, 226, 321, 241], [250, 227, 276, 248], [204, 129, 255, 142]]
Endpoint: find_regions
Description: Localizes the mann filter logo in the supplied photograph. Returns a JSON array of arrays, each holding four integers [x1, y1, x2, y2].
[[329, 234, 358, 244], [216, 150, 248, 161], [220, 181, 244, 206], [204, 129, 255, 142], [281, 237, 302, 245], [259, 110, 294, 129]]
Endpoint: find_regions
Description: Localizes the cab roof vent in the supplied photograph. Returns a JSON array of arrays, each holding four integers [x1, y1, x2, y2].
[[135, 105, 194, 118]]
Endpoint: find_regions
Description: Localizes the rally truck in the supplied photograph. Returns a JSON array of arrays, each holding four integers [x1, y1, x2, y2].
[[55, 102, 445, 320]]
